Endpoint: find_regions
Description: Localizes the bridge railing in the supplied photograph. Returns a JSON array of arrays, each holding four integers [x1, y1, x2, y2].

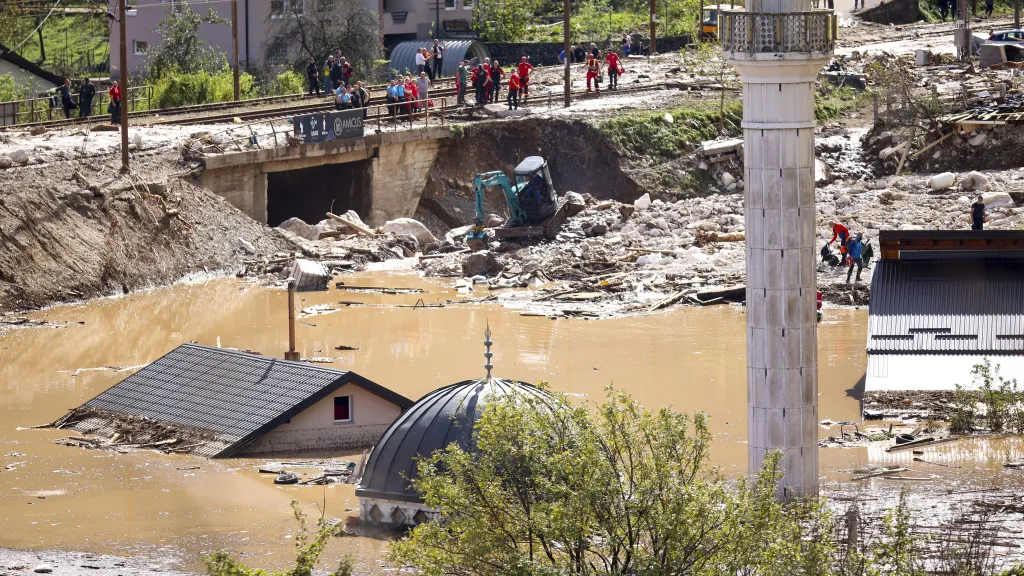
[[189, 97, 452, 155]]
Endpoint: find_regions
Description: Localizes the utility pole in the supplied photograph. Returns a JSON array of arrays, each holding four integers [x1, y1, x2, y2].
[[1016, 0, 1020, 29], [649, 0, 656, 55], [232, 0, 240, 100], [118, 0, 129, 173], [563, 0, 570, 108]]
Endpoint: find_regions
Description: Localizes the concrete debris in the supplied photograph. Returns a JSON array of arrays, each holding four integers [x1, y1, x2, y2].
[[461, 250, 502, 277], [982, 191, 1015, 209], [290, 259, 330, 291], [277, 217, 319, 241], [959, 171, 989, 192], [720, 172, 736, 186], [633, 193, 652, 210], [968, 133, 987, 147], [382, 218, 438, 246]]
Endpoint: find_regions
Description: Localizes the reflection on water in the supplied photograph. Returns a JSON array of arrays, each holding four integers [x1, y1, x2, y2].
[[0, 272, 921, 570]]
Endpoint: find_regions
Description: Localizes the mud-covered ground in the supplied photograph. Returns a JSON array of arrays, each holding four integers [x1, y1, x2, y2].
[[0, 548, 194, 576]]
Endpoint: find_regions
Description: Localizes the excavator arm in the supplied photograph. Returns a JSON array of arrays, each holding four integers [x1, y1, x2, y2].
[[469, 171, 530, 241]]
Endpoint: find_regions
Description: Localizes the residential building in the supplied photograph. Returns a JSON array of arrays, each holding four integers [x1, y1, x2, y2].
[[58, 343, 414, 457]]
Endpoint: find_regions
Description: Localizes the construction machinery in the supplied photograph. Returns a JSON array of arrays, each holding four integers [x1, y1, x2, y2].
[[467, 156, 569, 244], [700, 4, 743, 40]]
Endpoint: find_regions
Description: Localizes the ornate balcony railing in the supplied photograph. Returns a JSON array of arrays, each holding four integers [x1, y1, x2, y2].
[[720, 10, 837, 55]]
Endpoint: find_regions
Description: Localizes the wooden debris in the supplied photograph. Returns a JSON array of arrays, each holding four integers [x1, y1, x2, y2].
[[851, 467, 909, 481], [648, 290, 687, 312], [326, 212, 376, 236]]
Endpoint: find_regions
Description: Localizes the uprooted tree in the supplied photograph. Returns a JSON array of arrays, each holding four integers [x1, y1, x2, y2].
[[263, 0, 382, 77]]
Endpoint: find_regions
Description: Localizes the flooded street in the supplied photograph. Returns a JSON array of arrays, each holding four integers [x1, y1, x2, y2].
[[0, 271, 1018, 572]]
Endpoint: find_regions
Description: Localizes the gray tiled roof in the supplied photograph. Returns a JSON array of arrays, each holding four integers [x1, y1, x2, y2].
[[868, 259, 1024, 354], [73, 343, 411, 457]]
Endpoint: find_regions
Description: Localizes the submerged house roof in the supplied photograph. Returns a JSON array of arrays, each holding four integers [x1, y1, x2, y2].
[[866, 257, 1024, 391], [356, 378, 550, 503], [59, 343, 413, 457]]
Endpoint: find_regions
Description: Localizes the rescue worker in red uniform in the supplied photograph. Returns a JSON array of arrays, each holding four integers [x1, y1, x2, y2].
[[507, 71, 520, 110], [604, 50, 623, 90], [829, 221, 851, 256], [516, 57, 533, 101], [584, 53, 601, 92]]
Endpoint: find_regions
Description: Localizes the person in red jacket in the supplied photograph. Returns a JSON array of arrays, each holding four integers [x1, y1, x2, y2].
[[829, 221, 850, 255], [584, 53, 601, 92], [516, 56, 533, 101], [604, 50, 623, 90], [507, 71, 520, 110], [108, 80, 121, 125]]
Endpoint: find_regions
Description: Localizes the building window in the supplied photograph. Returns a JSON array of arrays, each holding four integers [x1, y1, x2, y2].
[[444, 0, 455, 9], [291, 0, 304, 16], [133, 40, 148, 55], [270, 0, 285, 16], [333, 396, 352, 422], [266, 43, 288, 64], [463, 0, 473, 8]]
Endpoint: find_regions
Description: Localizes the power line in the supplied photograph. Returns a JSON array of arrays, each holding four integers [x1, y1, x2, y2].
[[0, 0, 62, 55]]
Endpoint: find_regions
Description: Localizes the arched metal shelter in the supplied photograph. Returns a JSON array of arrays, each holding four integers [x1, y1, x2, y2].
[[388, 40, 490, 78]]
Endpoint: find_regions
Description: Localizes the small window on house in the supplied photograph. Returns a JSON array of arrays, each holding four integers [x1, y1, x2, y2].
[[334, 396, 352, 422], [444, 0, 455, 9], [463, 0, 473, 9], [133, 40, 148, 55], [291, 0, 304, 16], [266, 43, 288, 64], [271, 0, 285, 16]]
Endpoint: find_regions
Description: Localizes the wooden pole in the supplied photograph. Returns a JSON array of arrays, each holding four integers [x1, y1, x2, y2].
[[119, 0, 129, 173], [232, 0, 240, 101], [563, 0, 571, 108], [1016, 0, 1021, 29], [285, 279, 300, 361], [650, 0, 657, 55]]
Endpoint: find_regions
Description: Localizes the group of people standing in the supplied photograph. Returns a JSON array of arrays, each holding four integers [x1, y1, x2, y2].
[[415, 39, 447, 81], [455, 56, 533, 111], [384, 73, 434, 120], [306, 51, 354, 95], [55, 77, 121, 125], [827, 221, 870, 285], [558, 42, 626, 92]]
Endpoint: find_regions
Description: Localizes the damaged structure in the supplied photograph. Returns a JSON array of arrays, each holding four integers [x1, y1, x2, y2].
[[55, 344, 413, 457], [866, 230, 1024, 391]]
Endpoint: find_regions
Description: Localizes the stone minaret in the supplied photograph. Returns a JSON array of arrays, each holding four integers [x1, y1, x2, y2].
[[721, 3, 836, 499]]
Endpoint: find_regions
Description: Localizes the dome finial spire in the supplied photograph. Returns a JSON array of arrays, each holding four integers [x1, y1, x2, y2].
[[484, 322, 494, 380]]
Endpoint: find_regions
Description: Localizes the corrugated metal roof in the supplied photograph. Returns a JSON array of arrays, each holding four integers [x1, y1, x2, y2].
[[67, 344, 411, 457], [388, 40, 490, 79], [355, 378, 550, 503], [868, 259, 1024, 354]]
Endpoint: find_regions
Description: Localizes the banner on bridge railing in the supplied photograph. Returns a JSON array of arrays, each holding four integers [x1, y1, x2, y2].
[[294, 108, 364, 144]]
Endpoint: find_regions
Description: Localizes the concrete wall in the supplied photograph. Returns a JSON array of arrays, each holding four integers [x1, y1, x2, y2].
[[200, 125, 448, 226], [0, 60, 60, 94], [237, 381, 403, 455], [359, 496, 439, 527]]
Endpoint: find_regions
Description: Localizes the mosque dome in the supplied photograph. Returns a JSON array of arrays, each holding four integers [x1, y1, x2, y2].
[[355, 377, 549, 505]]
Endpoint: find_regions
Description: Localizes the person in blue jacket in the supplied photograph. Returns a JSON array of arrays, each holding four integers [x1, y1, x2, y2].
[[846, 233, 864, 284]]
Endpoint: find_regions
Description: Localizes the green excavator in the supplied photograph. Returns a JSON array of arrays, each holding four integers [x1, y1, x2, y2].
[[466, 156, 569, 245]]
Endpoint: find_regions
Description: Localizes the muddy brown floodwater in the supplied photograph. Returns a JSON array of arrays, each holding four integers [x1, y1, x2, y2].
[[0, 270, 947, 572]]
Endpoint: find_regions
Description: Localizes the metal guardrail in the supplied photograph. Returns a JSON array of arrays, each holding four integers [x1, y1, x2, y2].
[[0, 85, 154, 126], [720, 10, 838, 55]]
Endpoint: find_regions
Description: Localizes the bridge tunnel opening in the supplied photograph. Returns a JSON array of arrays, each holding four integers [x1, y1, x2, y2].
[[266, 160, 373, 227]]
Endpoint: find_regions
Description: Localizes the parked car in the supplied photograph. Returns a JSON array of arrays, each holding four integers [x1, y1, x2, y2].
[[987, 29, 1024, 45]]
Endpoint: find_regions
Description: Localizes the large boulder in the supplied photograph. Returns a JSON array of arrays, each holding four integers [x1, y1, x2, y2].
[[383, 217, 438, 246], [982, 191, 1015, 209], [10, 149, 30, 165], [461, 250, 502, 277], [277, 217, 318, 241], [564, 191, 586, 217], [633, 193, 652, 210], [960, 171, 990, 192]]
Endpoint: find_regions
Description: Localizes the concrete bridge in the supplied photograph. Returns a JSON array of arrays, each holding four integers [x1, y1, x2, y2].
[[199, 126, 450, 227]]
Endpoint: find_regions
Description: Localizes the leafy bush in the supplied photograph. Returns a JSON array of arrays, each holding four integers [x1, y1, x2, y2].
[[152, 66, 257, 108], [0, 73, 27, 102], [950, 382, 978, 434], [205, 500, 352, 576], [267, 70, 306, 96]]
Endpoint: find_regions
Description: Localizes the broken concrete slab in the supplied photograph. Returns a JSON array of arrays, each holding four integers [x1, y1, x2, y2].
[[290, 259, 330, 291]]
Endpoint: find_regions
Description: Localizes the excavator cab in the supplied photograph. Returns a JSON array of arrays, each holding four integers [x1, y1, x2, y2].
[[512, 156, 557, 223]]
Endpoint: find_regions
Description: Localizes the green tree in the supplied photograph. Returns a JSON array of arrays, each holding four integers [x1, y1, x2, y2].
[[868, 491, 924, 576], [473, 0, 541, 42], [145, 4, 230, 79], [263, 0, 381, 78], [0, 73, 28, 102], [389, 386, 838, 576]]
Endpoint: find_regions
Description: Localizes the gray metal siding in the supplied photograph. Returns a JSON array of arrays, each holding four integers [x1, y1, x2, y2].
[[867, 259, 1024, 354]]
